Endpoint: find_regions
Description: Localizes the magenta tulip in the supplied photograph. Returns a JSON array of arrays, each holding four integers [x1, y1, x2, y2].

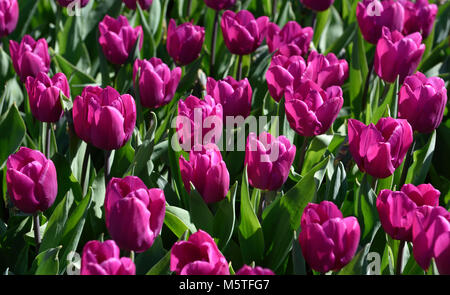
[[301, 201, 344, 227], [0, 0, 18, 38], [204, 0, 235, 10], [236, 265, 275, 275], [122, 0, 152, 10], [72, 86, 136, 151], [245, 132, 296, 191], [401, 184, 440, 207], [105, 176, 165, 253], [81, 240, 135, 275], [98, 15, 143, 65], [57, 0, 90, 7], [133, 58, 182, 109], [179, 144, 230, 204], [167, 19, 205, 66], [348, 117, 413, 179], [303, 51, 349, 89], [300, 0, 334, 12], [6, 147, 57, 214], [398, 72, 447, 134], [266, 21, 313, 57], [399, 0, 437, 39]]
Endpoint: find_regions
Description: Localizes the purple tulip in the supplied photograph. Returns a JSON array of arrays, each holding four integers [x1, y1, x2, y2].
[[57, 0, 90, 7], [170, 230, 229, 275], [236, 265, 275, 275], [6, 147, 57, 214], [303, 51, 349, 89], [122, 0, 152, 10], [81, 240, 135, 275], [399, 0, 437, 39], [204, 0, 236, 10], [206, 76, 252, 119], [133, 58, 182, 109], [72, 86, 136, 151], [98, 15, 143, 65], [401, 183, 440, 207], [221, 10, 269, 56], [266, 21, 313, 57], [348, 118, 413, 179], [300, 0, 334, 12], [266, 54, 306, 102], [285, 80, 343, 137], [356, 0, 405, 44], [299, 201, 360, 273], [167, 19, 205, 66], [179, 144, 230, 204], [398, 72, 447, 134], [105, 176, 166, 253], [25, 72, 69, 123], [0, 0, 18, 38], [9, 35, 51, 82], [245, 132, 296, 191]]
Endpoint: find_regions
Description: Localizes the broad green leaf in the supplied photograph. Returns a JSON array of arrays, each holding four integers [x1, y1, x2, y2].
[[165, 205, 197, 238], [34, 246, 61, 275], [189, 185, 214, 234], [406, 131, 436, 185], [213, 182, 237, 250], [0, 104, 26, 167]]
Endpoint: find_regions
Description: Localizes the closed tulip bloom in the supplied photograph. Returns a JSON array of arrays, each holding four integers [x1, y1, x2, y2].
[[170, 230, 229, 275], [300, 0, 334, 12], [236, 265, 275, 275], [401, 183, 440, 207], [179, 144, 230, 204], [122, 0, 152, 10], [398, 72, 447, 134], [374, 27, 425, 84], [25, 72, 69, 123], [303, 51, 349, 89], [356, 0, 405, 44], [266, 54, 306, 102], [245, 132, 296, 191], [348, 118, 413, 179], [167, 19, 205, 66], [6, 147, 57, 214], [301, 201, 344, 227], [133, 58, 181, 109], [105, 176, 166, 253], [204, 0, 235, 10], [221, 10, 269, 56], [266, 21, 313, 57], [72, 86, 136, 151], [57, 0, 90, 7], [285, 80, 343, 137], [81, 240, 135, 275], [399, 0, 437, 39], [98, 15, 143, 65], [0, 0, 18, 38], [299, 201, 360, 273], [9, 35, 51, 82], [206, 76, 252, 118]]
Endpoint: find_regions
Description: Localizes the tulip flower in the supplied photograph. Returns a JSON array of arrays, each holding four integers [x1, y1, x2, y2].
[[285, 80, 343, 137], [303, 51, 349, 89], [266, 21, 313, 57], [236, 265, 275, 275], [25, 72, 69, 123], [401, 183, 440, 207], [72, 86, 136, 151], [0, 0, 18, 38], [356, 0, 405, 44], [300, 0, 334, 12], [399, 0, 437, 39], [176, 95, 223, 149], [266, 54, 306, 102], [81, 240, 136, 275], [204, 0, 235, 10], [348, 117, 413, 179], [98, 15, 143, 65], [206, 76, 252, 119], [245, 132, 296, 191], [9, 35, 51, 82], [133, 58, 182, 109], [6, 147, 57, 214], [122, 0, 152, 10], [374, 27, 425, 84], [398, 72, 447, 134], [299, 201, 360, 273], [179, 144, 230, 204], [105, 176, 166, 253], [57, 0, 90, 7], [170, 230, 229, 275], [167, 19, 205, 66]]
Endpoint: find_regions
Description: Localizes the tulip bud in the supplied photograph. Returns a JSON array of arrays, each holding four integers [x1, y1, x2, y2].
[[133, 58, 182, 109], [348, 118, 413, 179], [356, 0, 405, 44], [303, 51, 349, 89], [245, 132, 296, 191], [179, 144, 230, 204], [6, 147, 57, 214], [167, 19, 205, 66], [204, 0, 236, 10], [98, 15, 143, 65], [221, 10, 269, 56], [401, 183, 440, 207], [57, 0, 90, 7], [105, 176, 166, 253], [25, 72, 69, 123], [299, 201, 360, 273], [206, 76, 252, 119], [122, 0, 152, 10], [81, 240, 136, 275], [170, 230, 229, 275], [72, 86, 136, 151], [9, 35, 51, 82], [398, 72, 447, 134], [300, 0, 335, 12], [266, 21, 313, 57], [400, 0, 437, 39], [0, 0, 18, 38], [285, 80, 343, 137], [236, 265, 275, 275]]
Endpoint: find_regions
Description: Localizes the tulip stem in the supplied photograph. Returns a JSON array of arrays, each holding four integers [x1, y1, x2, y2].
[[237, 55, 243, 81], [80, 145, 90, 196], [396, 240, 406, 275], [399, 137, 416, 187], [298, 137, 310, 174], [361, 61, 374, 121], [46, 123, 52, 159], [186, 0, 192, 19], [210, 10, 220, 77], [33, 212, 41, 254], [272, 0, 278, 20], [104, 150, 111, 187]]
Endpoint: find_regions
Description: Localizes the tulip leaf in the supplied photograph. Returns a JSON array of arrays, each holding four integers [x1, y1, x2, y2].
[[213, 182, 237, 250], [302, 134, 333, 175], [356, 174, 379, 243], [129, 112, 157, 177], [189, 184, 214, 234], [135, 236, 167, 275], [406, 131, 436, 185], [165, 205, 197, 238], [337, 243, 371, 275], [0, 104, 26, 168], [33, 246, 61, 275], [313, 9, 331, 47]]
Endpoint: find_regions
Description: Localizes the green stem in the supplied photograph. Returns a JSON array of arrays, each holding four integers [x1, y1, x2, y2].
[[46, 123, 52, 159], [399, 137, 416, 187], [298, 137, 310, 174], [104, 150, 111, 187], [80, 146, 90, 195], [186, 0, 192, 19], [272, 0, 277, 21], [209, 10, 220, 77], [33, 212, 41, 255], [237, 55, 243, 81], [396, 240, 406, 275], [361, 60, 374, 121]]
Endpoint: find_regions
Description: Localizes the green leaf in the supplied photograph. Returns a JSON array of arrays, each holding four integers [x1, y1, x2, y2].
[[34, 246, 61, 275], [338, 244, 371, 275], [406, 131, 436, 185], [129, 112, 157, 177], [164, 205, 197, 238], [313, 9, 331, 47], [0, 104, 26, 167], [213, 182, 237, 250], [189, 185, 214, 234], [356, 175, 379, 243], [302, 134, 333, 175]]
